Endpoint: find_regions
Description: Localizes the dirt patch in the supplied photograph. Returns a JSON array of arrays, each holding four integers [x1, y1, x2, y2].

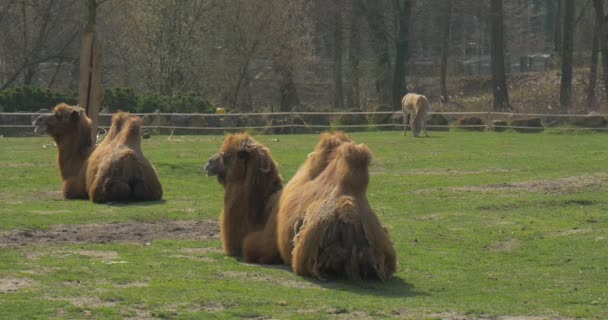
[[414, 174, 608, 195], [69, 249, 120, 261], [0, 277, 34, 293], [488, 238, 521, 252], [45, 295, 117, 308], [0, 220, 219, 247], [28, 210, 72, 215], [429, 312, 567, 320]]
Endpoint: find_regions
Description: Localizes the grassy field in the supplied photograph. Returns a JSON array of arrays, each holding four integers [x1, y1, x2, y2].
[[0, 131, 607, 320]]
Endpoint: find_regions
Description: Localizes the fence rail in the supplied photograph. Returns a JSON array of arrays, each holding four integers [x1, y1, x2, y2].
[[1, 111, 608, 133]]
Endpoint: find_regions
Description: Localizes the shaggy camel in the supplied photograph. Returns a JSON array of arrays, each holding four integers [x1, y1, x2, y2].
[[402, 93, 430, 137], [204, 133, 283, 260], [206, 132, 396, 281], [33, 103, 163, 202], [278, 135, 396, 281]]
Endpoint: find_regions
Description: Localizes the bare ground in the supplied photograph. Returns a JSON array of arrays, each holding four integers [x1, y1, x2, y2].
[[0, 220, 219, 247], [413, 174, 608, 195]]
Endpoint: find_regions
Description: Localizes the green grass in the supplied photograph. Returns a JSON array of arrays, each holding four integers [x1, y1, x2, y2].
[[1, 131, 607, 319]]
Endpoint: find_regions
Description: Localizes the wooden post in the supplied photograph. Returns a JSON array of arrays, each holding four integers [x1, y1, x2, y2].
[[78, 26, 103, 143]]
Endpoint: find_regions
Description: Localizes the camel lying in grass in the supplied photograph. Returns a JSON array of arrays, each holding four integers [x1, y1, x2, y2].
[[33, 103, 163, 203], [205, 132, 396, 280]]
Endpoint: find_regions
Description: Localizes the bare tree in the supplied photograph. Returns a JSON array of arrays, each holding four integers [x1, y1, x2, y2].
[[345, 0, 361, 110], [332, 0, 344, 110], [560, 0, 574, 114], [592, 0, 608, 100], [489, 0, 511, 112], [0, 0, 80, 89], [440, 0, 453, 103], [359, 0, 392, 106], [391, 0, 413, 110], [588, 16, 600, 111]]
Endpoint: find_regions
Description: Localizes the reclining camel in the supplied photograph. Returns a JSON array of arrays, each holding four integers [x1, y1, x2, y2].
[[33, 103, 163, 203], [205, 132, 396, 280]]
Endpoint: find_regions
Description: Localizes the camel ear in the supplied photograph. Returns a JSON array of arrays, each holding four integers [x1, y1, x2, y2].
[[70, 109, 80, 122]]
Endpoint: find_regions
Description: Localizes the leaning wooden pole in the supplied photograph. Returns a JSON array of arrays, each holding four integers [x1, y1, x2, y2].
[[78, 25, 103, 143]]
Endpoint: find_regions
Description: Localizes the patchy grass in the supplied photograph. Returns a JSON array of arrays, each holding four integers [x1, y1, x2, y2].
[[0, 132, 607, 319]]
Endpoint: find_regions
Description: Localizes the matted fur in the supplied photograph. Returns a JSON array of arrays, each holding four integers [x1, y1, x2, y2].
[[206, 132, 396, 280], [402, 93, 430, 137], [86, 112, 163, 203], [204, 133, 283, 260], [280, 137, 396, 281], [276, 131, 353, 265], [33, 104, 163, 202]]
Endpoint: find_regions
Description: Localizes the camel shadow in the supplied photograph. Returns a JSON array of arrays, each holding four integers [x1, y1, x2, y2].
[[242, 262, 424, 298]]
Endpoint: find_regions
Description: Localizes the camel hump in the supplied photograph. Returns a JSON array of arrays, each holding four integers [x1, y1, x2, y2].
[[337, 142, 372, 169]]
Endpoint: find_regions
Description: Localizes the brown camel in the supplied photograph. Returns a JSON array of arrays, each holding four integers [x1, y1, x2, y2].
[[33, 103, 163, 203], [206, 132, 396, 281], [204, 133, 283, 261]]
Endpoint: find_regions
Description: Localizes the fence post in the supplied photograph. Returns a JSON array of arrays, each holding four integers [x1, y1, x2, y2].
[[290, 112, 295, 135], [487, 111, 493, 131]]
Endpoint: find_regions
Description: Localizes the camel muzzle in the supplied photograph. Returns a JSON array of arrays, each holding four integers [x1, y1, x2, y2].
[[32, 115, 49, 134], [204, 154, 223, 177]]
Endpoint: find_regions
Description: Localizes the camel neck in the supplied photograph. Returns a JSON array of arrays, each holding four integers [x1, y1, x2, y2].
[[55, 134, 94, 180]]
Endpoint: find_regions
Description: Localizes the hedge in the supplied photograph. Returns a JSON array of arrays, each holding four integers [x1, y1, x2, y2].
[[0, 86, 213, 114]]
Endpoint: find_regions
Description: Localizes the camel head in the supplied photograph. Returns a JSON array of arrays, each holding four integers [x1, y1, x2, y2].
[[205, 133, 279, 186], [33, 103, 92, 140]]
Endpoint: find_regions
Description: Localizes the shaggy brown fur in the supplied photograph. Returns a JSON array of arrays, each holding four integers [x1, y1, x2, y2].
[[402, 93, 430, 137], [86, 112, 163, 203], [279, 136, 396, 281], [244, 131, 353, 265], [33, 104, 163, 203], [204, 134, 283, 260], [206, 132, 396, 281], [33, 103, 94, 199], [276, 132, 353, 264]]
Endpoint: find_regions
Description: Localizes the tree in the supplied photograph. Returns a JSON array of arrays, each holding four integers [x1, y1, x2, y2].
[[345, 0, 361, 110], [592, 0, 608, 100], [0, 0, 80, 89], [588, 15, 600, 111], [391, 0, 413, 110], [332, 0, 344, 109], [559, 0, 574, 114], [359, 0, 392, 106], [489, 0, 511, 112], [440, 0, 453, 103]]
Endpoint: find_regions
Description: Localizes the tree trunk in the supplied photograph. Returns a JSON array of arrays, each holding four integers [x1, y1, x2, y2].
[[592, 0, 608, 100], [276, 66, 300, 112], [560, 0, 574, 114], [392, 0, 412, 110], [588, 19, 600, 112], [440, 0, 453, 103], [332, 2, 344, 110], [555, 0, 563, 53], [360, 0, 392, 106], [489, 0, 511, 112], [345, 0, 361, 110]]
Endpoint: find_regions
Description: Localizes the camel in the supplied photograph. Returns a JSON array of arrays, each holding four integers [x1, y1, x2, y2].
[[206, 132, 396, 281], [33, 103, 163, 203], [402, 93, 430, 137], [204, 133, 283, 260]]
